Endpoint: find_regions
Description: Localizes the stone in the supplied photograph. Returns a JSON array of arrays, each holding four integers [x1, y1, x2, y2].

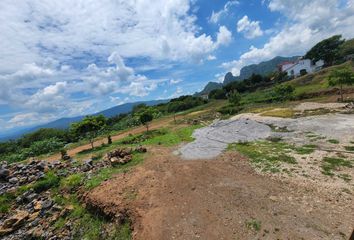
[[34, 201, 42, 211], [41, 199, 53, 209], [2, 210, 29, 229], [0, 168, 10, 180], [9, 177, 19, 184]]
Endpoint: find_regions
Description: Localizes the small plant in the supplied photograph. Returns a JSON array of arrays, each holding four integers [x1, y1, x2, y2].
[[60, 173, 84, 191], [328, 139, 339, 144], [295, 144, 317, 154], [33, 171, 60, 193], [344, 146, 354, 152], [321, 157, 353, 176], [246, 219, 261, 231]]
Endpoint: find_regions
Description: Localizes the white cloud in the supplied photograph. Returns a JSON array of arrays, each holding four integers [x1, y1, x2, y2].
[[7, 112, 57, 129], [237, 15, 263, 39], [170, 79, 183, 85], [224, 0, 354, 76], [216, 26, 232, 47], [209, 1, 239, 23], [169, 86, 184, 98], [0, 0, 226, 74]]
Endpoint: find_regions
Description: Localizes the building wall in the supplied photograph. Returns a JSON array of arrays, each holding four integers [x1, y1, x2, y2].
[[285, 59, 315, 77]]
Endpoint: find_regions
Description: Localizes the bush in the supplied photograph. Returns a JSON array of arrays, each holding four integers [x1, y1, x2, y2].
[[272, 84, 294, 102], [228, 91, 242, 106], [208, 89, 227, 99], [218, 105, 243, 115], [29, 137, 65, 156]]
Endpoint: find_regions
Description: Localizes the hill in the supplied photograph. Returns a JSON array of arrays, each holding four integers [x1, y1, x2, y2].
[[199, 56, 299, 95], [0, 99, 168, 141]]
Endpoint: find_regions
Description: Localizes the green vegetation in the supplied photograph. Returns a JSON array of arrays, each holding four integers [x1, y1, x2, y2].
[[245, 219, 261, 231], [272, 84, 295, 102], [70, 115, 107, 149], [328, 139, 340, 144], [321, 157, 353, 176], [344, 146, 354, 152], [228, 141, 296, 173], [139, 111, 153, 132], [295, 144, 317, 154], [60, 173, 84, 191], [304, 35, 345, 65], [0, 95, 207, 164], [0, 192, 16, 213], [328, 66, 354, 101], [33, 171, 60, 193]]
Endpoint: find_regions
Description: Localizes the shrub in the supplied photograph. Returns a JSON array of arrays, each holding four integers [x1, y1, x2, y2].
[[272, 84, 294, 102]]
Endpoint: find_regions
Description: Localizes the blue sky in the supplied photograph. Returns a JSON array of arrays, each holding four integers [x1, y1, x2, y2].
[[1, 0, 354, 131]]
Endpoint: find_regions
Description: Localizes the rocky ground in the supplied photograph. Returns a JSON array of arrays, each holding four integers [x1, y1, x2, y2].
[[0, 147, 146, 239]]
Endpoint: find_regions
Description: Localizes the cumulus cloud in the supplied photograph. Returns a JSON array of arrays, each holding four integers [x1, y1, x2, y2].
[[216, 26, 232, 47], [209, 1, 239, 23], [237, 15, 263, 39], [0, 0, 226, 73], [224, 0, 354, 75]]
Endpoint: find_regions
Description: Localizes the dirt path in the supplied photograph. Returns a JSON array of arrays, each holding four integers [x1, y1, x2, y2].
[[47, 115, 182, 161], [85, 146, 354, 240]]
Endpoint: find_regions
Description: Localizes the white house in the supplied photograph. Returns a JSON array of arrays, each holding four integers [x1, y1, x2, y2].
[[279, 59, 324, 77]]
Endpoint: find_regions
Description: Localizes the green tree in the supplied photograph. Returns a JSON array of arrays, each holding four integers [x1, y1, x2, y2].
[[70, 115, 106, 149], [304, 35, 345, 65], [208, 89, 227, 99], [228, 90, 242, 106], [139, 111, 153, 132], [328, 67, 354, 102], [339, 38, 354, 58]]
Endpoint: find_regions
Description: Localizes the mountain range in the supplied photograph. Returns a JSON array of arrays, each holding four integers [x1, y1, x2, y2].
[[0, 99, 168, 141], [198, 56, 299, 95]]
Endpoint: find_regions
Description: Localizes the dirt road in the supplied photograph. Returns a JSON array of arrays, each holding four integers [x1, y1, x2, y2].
[[47, 115, 182, 161], [85, 146, 354, 240]]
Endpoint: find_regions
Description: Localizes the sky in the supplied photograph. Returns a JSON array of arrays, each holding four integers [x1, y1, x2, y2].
[[1, 0, 354, 131]]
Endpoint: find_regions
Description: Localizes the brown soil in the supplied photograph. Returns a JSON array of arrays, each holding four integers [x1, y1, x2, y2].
[[84, 146, 354, 240]]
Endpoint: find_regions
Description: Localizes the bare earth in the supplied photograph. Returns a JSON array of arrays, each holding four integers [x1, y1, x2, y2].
[[85, 146, 354, 240]]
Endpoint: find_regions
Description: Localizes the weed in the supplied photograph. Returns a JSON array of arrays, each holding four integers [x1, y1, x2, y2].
[[60, 173, 84, 191], [338, 174, 351, 182], [268, 124, 292, 132], [229, 140, 296, 172], [321, 157, 353, 176], [295, 144, 317, 154], [0, 192, 15, 213], [33, 171, 60, 193], [246, 219, 261, 231], [344, 146, 354, 152], [328, 139, 340, 144]]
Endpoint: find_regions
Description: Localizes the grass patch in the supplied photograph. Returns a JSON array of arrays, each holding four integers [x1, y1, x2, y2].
[[85, 153, 144, 190], [268, 124, 292, 133], [328, 139, 339, 144], [142, 125, 201, 146], [228, 140, 296, 172], [295, 144, 317, 154], [344, 146, 354, 152], [321, 157, 353, 176], [60, 173, 84, 191], [260, 108, 296, 118], [33, 171, 60, 193], [245, 219, 261, 231], [0, 192, 16, 213]]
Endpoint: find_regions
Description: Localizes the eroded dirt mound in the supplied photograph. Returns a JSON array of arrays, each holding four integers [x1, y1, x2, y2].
[[85, 147, 354, 240]]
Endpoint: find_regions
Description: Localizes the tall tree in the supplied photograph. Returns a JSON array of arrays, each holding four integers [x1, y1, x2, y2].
[[304, 35, 345, 65], [328, 67, 354, 102], [70, 115, 106, 149]]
